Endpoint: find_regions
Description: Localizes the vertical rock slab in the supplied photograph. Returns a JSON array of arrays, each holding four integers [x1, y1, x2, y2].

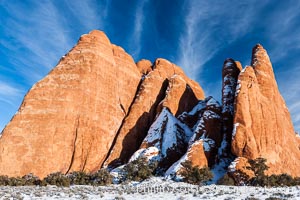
[[157, 75, 200, 117], [221, 58, 241, 152], [103, 69, 169, 168], [231, 44, 300, 176], [104, 58, 205, 168], [0, 30, 141, 178], [154, 58, 205, 111]]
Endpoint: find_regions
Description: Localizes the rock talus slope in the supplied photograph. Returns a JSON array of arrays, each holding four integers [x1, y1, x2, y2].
[[231, 44, 300, 177]]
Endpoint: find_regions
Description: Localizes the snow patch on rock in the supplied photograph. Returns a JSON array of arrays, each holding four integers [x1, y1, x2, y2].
[[201, 138, 215, 152], [232, 123, 239, 139], [228, 158, 240, 172]]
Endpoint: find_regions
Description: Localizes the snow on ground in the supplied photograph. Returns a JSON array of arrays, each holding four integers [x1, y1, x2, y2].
[[1, 177, 300, 200]]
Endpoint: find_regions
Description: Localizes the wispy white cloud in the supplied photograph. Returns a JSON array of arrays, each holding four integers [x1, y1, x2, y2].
[[177, 1, 267, 80], [0, 81, 23, 132], [129, 0, 149, 59], [265, 2, 300, 132], [66, 0, 107, 30], [268, 2, 300, 62], [177, 1, 300, 132], [1, 0, 107, 83], [0, 81, 21, 97], [0, 0, 107, 132], [1, 1, 73, 82]]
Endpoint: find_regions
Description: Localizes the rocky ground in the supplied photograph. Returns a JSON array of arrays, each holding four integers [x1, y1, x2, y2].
[[0, 178, 299, 200]]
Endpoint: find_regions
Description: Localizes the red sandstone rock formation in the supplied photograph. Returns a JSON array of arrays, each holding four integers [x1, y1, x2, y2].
[[231, 44, 300, 177], [0, 29, 299, 181], [104, 58, 204, 168], [0, 30, 205, 178], [136, 59, 152, 75], [0, 30, 141, 178]]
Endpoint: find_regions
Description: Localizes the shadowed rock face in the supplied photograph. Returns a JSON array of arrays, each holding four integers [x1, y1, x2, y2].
[[231, 44, 300, 177], [221, 59, 242, 154], [165, 97, 222, 178], [131, 107, 194, 171]]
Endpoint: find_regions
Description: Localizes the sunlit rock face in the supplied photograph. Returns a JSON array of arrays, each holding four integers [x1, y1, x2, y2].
[[0, 30, 142, 178], [231, 44, 300, 177]]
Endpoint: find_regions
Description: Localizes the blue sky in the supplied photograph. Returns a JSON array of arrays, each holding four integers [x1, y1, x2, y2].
[[1, 0, 300, 133]]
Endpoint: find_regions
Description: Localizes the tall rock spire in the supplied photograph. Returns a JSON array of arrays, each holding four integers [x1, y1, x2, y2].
[[231, 44, 300, 177], [221, 58, 241, 153]]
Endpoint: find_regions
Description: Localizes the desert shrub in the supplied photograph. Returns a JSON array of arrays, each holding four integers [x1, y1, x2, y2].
[[122, 157, 156, 182], [90, 169, 113, 186], [264, 174, 298, 187], [0, 175, 10, 186], [231, 169, 251, 186], [179, 160, 213, 185], [247, 158, 269, 177], [0, 174, 46, 186], [6, 177, 26, 186], [22, 173, 46, 186], [68, 171, 91, 185], [217, 173, 235, 186], [44, 172, 70, 187], [243, 158, 300, 187]]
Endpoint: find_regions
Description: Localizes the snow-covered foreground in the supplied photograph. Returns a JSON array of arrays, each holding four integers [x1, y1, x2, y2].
[[1, 178, 299, 200]]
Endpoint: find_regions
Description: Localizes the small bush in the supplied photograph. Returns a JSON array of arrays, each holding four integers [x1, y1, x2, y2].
[[7, 177, 26, 186], [0, 169, 113, 186], [44, 172, 70, 187], [0, 175, 10, 186], [22, 173, 46, 186], [247, 158, 269, 177], [234, 158, 300, 187], [179, 160, 213, 185], [217, 173, 235, 186], [122, 157, 156, 182], [68, 171, 91, 185], [91, 169, 113, 186]]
